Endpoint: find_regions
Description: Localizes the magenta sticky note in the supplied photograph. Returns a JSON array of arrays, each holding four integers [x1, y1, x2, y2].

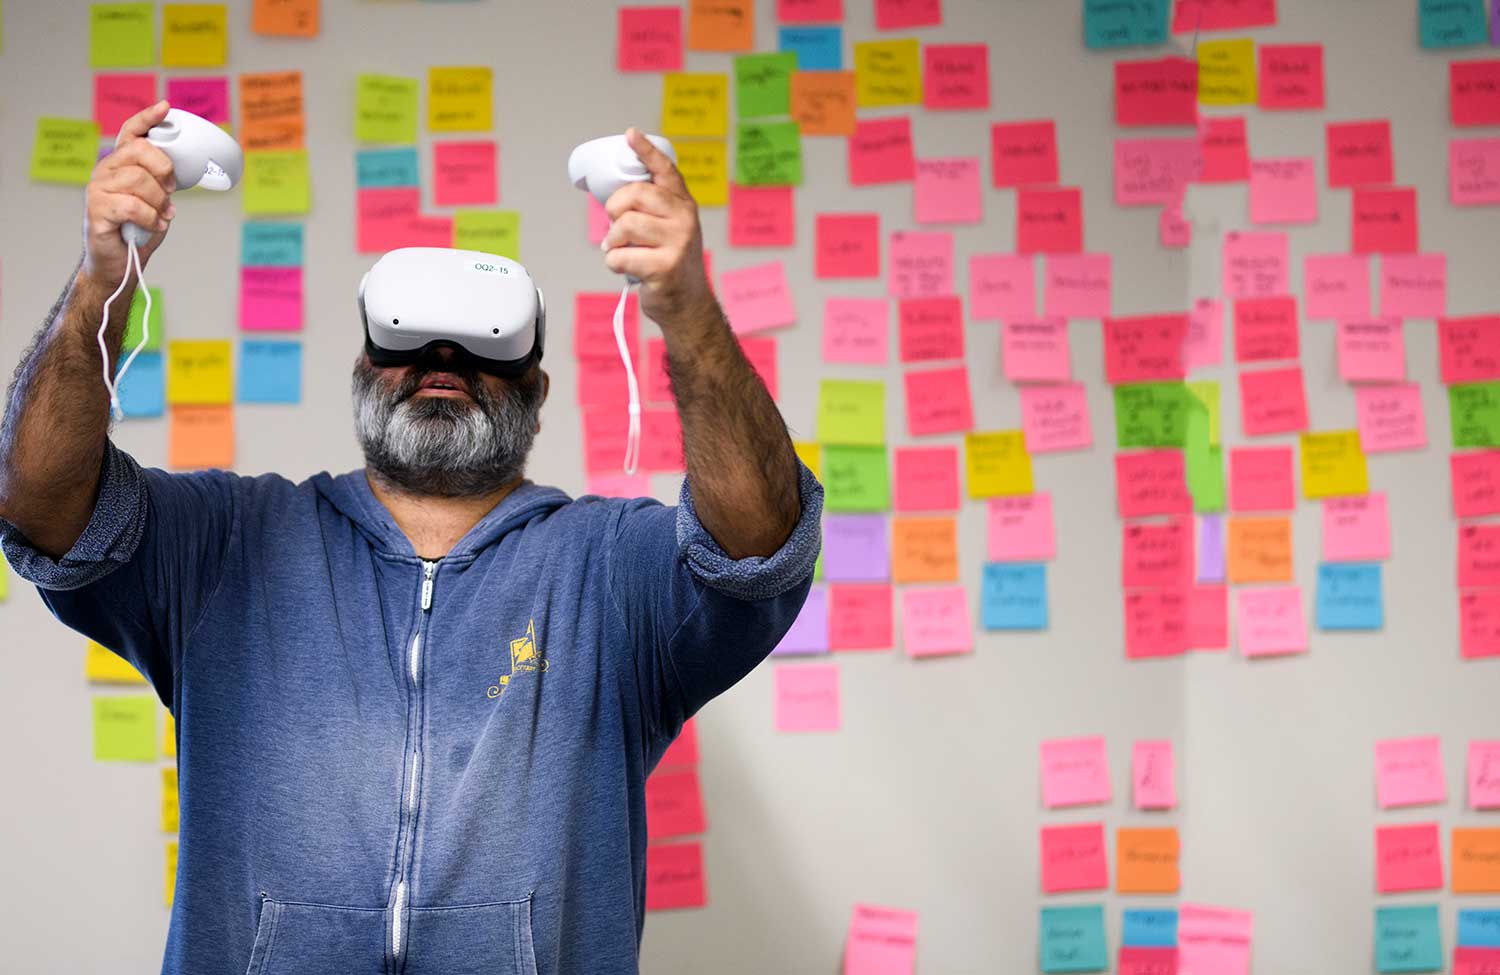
[[1122, 520, 1191, 590], [1116, 450, 1192, 518], [1172, 0, 1276, 31], [875, 0, 941, 29], [1190, 583, 1229, 649], [617, 6, 683, 72], [829, 584, 894, 651], [1452, 452, 1500, 518], [1460, 523, 1500, 589], [823, 297, 889, 364], [357, 187, 422, 254], [1337, 319, 1404, 382], [729, 184, 795, 247], [1249, 157, 1318, 225], [1233, 296, 1299, 363], [1304, 254, 1373, 320], [1124, 589, 1191, 658], [1352, 186, 1419, 255], [1198, 116, 1250, 182], [904, 365, 974, 436], [1040, 736, 1111, 808], [720, 261, 797, 334], [898, 297, 964, 362], [1379, 253, 1447, 319], [1461, 590, 1500, 660], [586, 471, 652, 499], [574, 291, 640, 362], [1114, 137, 1202, 207], [645, 767, 706, 840], [587, 195, 611, 244], [900, 585, 972, 658], [1021, 383, 1092, 453], [923, 43, 989, 110], [913, 158, 982, 224], [1450, 137, 1500, 205], [1469, 741, 1500, 809], [1016, 187, 1083, 255], [1230, 446, 1296, 512], [894, 446, 960, 512], [778, 0, 843, 22], [433, 141, 498, 207], [1003, 319, 1070, 382], [1239, 366, 1308, 437], [1258, 43, 1325, 110], [94, 73, 158, 137], [1451, 59, 1500, 126], [816, 213, 880, 279], [1040, 823, 1108, 893], [1376, 736, 1446, 808], [1236, 585, 1307, 657], [988, 493, 1055, 561], [1121, 947, 1181, 975], [990, 119, 1058, 188], [1441, 315, 1500, 384], [1105, 314, 1188, 384], [969, 254, 1036, 321], [1223, 231, 1289, 299], [1376, 823, 1443, 893], [1323, 493, 1391, 562], [1044, 253, 1112, 320], [823, 514, 890, 583], [774, 663, 840, 732], [1326, 120, 1393, 188], [849, 116, 915, 186], [1133, 740, 1177, 809], [1114, 56, 1199, 128], [165, 76, 230, 124], [1184, 298, 1225, 370], [888, 231, 954, 298], [239, 266, 303, 331], [1356, 383, 1426, 453]]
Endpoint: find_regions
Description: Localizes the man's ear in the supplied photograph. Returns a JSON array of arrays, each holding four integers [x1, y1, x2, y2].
[[537, 370, 550, 434]]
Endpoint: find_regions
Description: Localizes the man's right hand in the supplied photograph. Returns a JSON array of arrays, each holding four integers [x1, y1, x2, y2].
[[82, 100, 178, 289]]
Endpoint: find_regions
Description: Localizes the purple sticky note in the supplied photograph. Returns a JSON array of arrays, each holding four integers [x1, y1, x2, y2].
[[823, 515, 890, 582], [774, 585, 830, 655], [1198, 513, 1226, 583]]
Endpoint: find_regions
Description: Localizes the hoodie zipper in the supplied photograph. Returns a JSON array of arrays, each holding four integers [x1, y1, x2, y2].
[[391, 559, 436, 967]]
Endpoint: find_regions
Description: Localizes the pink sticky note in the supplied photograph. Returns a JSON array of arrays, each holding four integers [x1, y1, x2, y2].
[[574, 291, 640, 362], [1457, 948, 1500, 975], [433, 141, 497, 207], [1184, 298, 1225, 370], [1356, 383, 1426, 453], [1375, 737, 1446, 808], [1240, 366, 1308, 437], [645, 767, 706, 840], [1249, 158, 1319, 225], [1452, 452, 1500, 518], [894, 446, 960, 512], [1124, 589, 1190, 658], [1133, 740, 1177, 809], [823, 297, 889, 364], [888, 231, 954, 298], [1114, 57, 1199, 127], [1116, 451, 1192, 518], [898, 297, 964, 362], [914, 158, 982, 224], [773, 663, 840, 732], [988, 494, 1055, 561], [729, 184, 795, 248], [1105, 314, 1188, 384], [164, 76, 230, 124], [844, 904, 918, 975], [1172, 0, 1277, 31], [778, 0, 843, 22], [1040, 736, 1110, 808], [587, 195, 611, 244], [1451, 59, 1500, 127], [1236, 586, 1307, 657], [875, 0, 941, 29], [659, 717, 699, 767], [618, 6, 683, 72], [900, 585, 972, 658], [1016, 187, 1082, 255], [1114, 138, 1202, 207], [94, 74, 157, 137], [990, 120, 1058, 188], [1233, 296, 1299, 363], [969, 254, 1036, 321], [1258, 44, 1325, 110], [1044, 254, 1112, 319], [1122, 520, 1191, 589], [816, 213, 880, 279], [829, 584, 893, 651], [1352, 187, 1419, 255], [1003, 319, 1070, 382], [1230, 446, 1296, 512], [923, 43, 989, 110], [357, 187, 422, 253], [1461, 590, 1500, 660], [1160, 201, 1192, 249], [849, 116, 915, 186], [1121, 947, 1181, 975], [1376, 823, 1443, 893], [1450, 137, 1500, 205], [719, 261, 797, 334], [1223, 231, 1289, 299], [1198, 116, 1250, 182], [586, 471, 652, 499], [238, 266, 303, 331], [904, 365, 973, 436], [1323, 493, 1391, 561], [1461, 523, 1500, 588], [1470, 741, 1500, 809], [1337, 320, 1405, 382], [644, 841, 705, 910], [1190, 583, 1230, 649], [1178, 904, 1253, 975], [1379, 253, 1446, 319], [1326, 120, 1393, 188], [1441, 315, 1500, 384], [1020, 383, 1092, 453], [1040, 823, 1108, 893], [1304, 254, 1372, 320]]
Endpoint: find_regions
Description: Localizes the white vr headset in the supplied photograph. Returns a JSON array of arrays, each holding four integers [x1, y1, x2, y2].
[[359, 248, 546, 378]]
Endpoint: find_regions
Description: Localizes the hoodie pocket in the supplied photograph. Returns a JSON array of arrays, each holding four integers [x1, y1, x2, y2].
[[243, 897, 388, 975], [401, 894, 540, 975]]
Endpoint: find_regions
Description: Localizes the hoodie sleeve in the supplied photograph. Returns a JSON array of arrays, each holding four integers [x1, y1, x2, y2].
[[0, 440, 238, 699], [607, 460, 822, 752]]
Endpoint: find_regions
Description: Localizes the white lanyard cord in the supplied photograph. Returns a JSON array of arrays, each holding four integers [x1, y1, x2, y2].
[[614, 283, 641, 475], [96, 241, 153, 421]]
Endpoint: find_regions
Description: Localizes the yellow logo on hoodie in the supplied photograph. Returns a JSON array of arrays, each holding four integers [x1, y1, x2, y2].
[[487, 619, 547, 699]]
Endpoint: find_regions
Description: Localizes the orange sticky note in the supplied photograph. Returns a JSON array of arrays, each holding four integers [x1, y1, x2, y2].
[[1227, 516, 1293, 583], [1116, 827, 1181, 894], [891, 516, 959, 584], [1453, 828, 1500, 893], [791, 71, 857, 136], [169, 405, 235, 470], [252, 0, 319, 37], [688, 0, 753, 51], [239, 71, 305, 151]]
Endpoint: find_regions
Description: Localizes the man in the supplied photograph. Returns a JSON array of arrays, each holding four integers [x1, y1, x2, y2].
[[0, 101, 820, 974]]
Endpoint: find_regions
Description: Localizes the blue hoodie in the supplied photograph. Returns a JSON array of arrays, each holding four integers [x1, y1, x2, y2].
[[0, 442, 821, 975]]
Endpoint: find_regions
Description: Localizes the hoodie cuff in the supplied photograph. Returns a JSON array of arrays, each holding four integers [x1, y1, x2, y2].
[[675, 459, 823, 602], [0, 441, 149, 592]]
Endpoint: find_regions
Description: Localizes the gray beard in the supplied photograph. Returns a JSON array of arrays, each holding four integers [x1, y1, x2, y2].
[[351, 355, 544, 498]]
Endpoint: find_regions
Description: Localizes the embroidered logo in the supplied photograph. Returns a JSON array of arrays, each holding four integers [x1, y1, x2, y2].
[[487, 619, 547, 699]]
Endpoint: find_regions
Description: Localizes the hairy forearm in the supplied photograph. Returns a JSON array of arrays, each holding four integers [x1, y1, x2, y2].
[[0, 260, 125, 557], [661, 293, 801, 560]]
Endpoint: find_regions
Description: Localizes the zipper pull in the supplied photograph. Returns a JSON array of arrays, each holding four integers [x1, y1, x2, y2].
[[421, 561, 436, 611]]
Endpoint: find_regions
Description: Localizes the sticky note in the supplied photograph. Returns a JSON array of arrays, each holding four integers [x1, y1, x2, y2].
[[1338, 319, 1405, 382], [1117, 827, 1180, 894], [1323, 493, 1391, 562], [817, 380, 884, 446], [1187, 440, 1226, 514], [120, 285, 164, 354], [86, 641, 146, 683], [428, 67, 492, 132], [773, 586, 828, 656], [93, 695, 156, 761], [165, 76, 230, 125], [829, 583, 893, 649], [1450, 137, 1500, 205], [169, 404, 234, 469], [675, 141, 728, 207], [898, 297, 963, 362], [1017, 187, 1083, 255], [914, 158, 982, 224], [1238, 366, 1307, 439], [1303, 254, 1372, 321], [822, 298, 888, 364], [618, 7, 683, 72], [166, 339, 232, 404], [1300, 431, 1368, 498], [987, 495, 1054, 562], [1454, 829, 1500, 892], [239, 266, 302, 332], [162, 710, 175, 758], [238, 340, 301, 404], [905, 366, 974, 437], [1453, 383, 1500, 447], [1452, 61, 1500, 126], [644, 766, 705, 841], [1357, 384, 1426, 453], [1041, 823, 1108, 893], [1259, 43, 1325, 109], [1317, 562, 1383, 630], [688, 0, 753, 51], [243, 149, 311, 215], [892, 446, 959, 513], [1040, 906, 1107, 974], [1422, 0, 1489, 47], [355, 147, 419, 189], [790, 70, 857, 135], [1132, 741, 1176, 809], [1353, 187, 1420, 255], [1115, 383, 1189, 448], [117, 351, 165, 418], [923, 43, 988, 109], [1199, 115, 1250, 182], [875, 0, 940, 29], [94, 73, 156, 136], [1105, 314, 1187, 384], [1375, 905, 1441, 973], [1041, 736, 1111, 808], [889, 230, 953, 297], [1377, 823, 1443, 892], [991, 119, 1058, 188], [774, 662, 840, 731], [823, 514, 889, 582], [1114, 137, 1201, 207], [1002, 320, 1069, 382], [252, 0, 317, 36], [720, 259, 797, 332], [1236, 585, 1307, 657], [1459, 908, 1500, 947], [164, 840, 179, 907], [816, 214, 880, 279], [779, 26, 842, 71], [735, 120, 802, 186], [729, 184, 794, 247], [241, 223, 303, 268], [735, 52, 796, 119], [1123, 520, 1191, 589], [239, 71, 303, 151], [644, 841, 705, 910], [1461, 523, 1500, 588], [844, 904, 918, 975], [91, 3, 154, 67], [1044, 253, 1112, 319], [454, 210, 518, 260], [1125, 589, 1190, 657], [779, 0, 842, 25], [1223, 231, 1289, 299], [900, 585, 972, 657], [891, 517, 958, 584], [161, 4, 227, 67], [1188, 585, 1226, 645], [1461, 590, 1500, 659], [1122, 909, 1178, 948], [1250, 157, 1318, 224], [1115, 56, 1199, 127], [1453, 452, 1500, 518], [1116, 451, 1191, 518], [1172, 0, 1276, 31], [822, 445, 890, 512], [1380, 253, 1447, 320], [1326, 120, 1393, 187], [1021, 384, 1092, 454], [1231, 297, 1298, 364], [30, 118, 101, 186], [854, 38, 921, 107], [1198, 38, 1257, 105], [968, 255, 1036, 323], [355, 74, 419, 144], [433, 142, 497, 207], [1198, 515, 1226, 582], [1470, 743, 1500, 810], [981, 562, 1048, 629], [1084, 0, 1168, 48], [965, 431, 1032, 498], [161, 766, 179, 833], [1178, 903, 1253, 975]]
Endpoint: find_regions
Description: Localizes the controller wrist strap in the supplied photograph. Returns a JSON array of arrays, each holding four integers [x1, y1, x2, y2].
[[614, 283, 641, 476], [97, 240, 153, 422]]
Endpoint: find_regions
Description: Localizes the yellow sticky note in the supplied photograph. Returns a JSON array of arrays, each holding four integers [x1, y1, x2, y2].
[[1301, 430, 1369, 499], [1198, 38, 1257, 105], [356, 74, 419, 144], [91, 3, 155, 68], [675, 140, 728, 208], [161, 4, 227, 67], [30, 117, 102, 186], [854, 38, 922, 108], [661, 73, 729, 138], [454, 210, 520, 261], [243, 149, 311, 215], [165, 841, 178, 907], [428, 67, 492, 132], [162, 709, 176, 758], [85, 640, 147, 684], [966, 431, 1034, 498], [793, 441, 822, 480], [1187, 380, 1220, 446], [0, 550, 9, 603], [93, 695, 157, 761], [818, 380, 885, 446], [161, 767, 179, 833], [167, 339, 232, 404]]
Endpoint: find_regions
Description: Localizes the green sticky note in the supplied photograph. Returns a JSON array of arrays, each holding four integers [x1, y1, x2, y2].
[[30, 117, 102, 186], [91, 3, 154, 67], [734, 52, 796, 118], [1115, 382, 1189, 448], [355, 74, 419, 144], [1040, 905, 1107, 973], [454, 210, 520, 260], [1186, 380, 1220, 446], [1451, 383, 1500, 447], [822, 445, 890, 512], [93, 695, 157, 762], [735, 121, 802, 187], [243, 150, 311, 215], [817, 379, 885, 446], [1375, 905, 1442, 973], [1186, 411, 1225, 512], [121, 286, 164, 354]]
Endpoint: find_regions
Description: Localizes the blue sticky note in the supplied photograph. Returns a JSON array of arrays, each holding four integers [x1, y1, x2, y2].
[[1122, 908, 1178, 947], [1316, 562, 1383, 630], [1375, 905, 1442, 973], [1420, 0, 1489, 47], [242, 222, 304, 267], [356, 147, 420, 189], [1040, 905, 1107, 973], [238, 341, 302, 404], [116, 350, 164, 418], [778, 27, 842, 70], [981, 563, 1048, 630], [1084, 0, 1169, 49], [1459, 909, 1500, 947]]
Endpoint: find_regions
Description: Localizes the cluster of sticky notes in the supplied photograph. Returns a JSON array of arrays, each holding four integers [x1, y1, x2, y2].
[[1440, 318, 1500, 657]]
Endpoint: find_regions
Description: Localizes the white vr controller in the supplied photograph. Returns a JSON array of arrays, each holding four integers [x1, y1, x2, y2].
[[121, 108, 244, 246]]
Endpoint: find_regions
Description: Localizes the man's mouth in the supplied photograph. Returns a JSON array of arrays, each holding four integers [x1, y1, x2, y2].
[[410, 372, 473, 399]]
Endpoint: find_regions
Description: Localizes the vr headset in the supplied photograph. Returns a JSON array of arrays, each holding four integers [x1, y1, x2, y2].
[[359, 248, 546, 378]]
